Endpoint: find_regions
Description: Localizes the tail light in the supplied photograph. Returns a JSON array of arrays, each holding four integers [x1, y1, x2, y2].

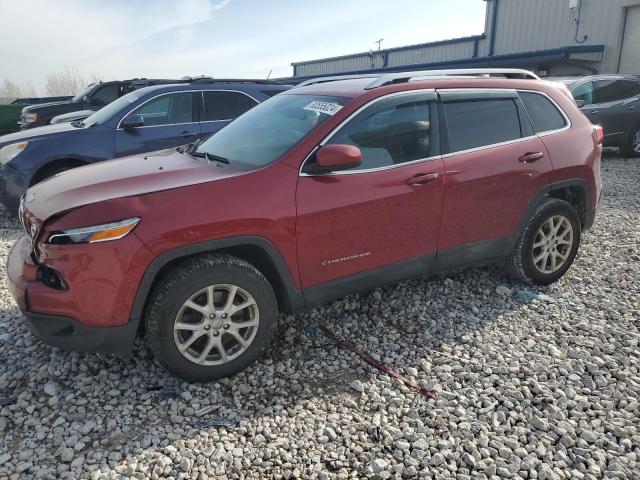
[[593, 125, 604, 145]]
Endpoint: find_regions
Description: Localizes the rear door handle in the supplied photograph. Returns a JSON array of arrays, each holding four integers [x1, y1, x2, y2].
[[406, 172, 439, 185], [519, 152, 544, 163], [590, 110, 599, 115]]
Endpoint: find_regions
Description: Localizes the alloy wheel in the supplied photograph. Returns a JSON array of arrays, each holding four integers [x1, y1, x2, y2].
[[633, 129, 640, 155], [173, 284, 259, 365], [532, 215, 574, 274]]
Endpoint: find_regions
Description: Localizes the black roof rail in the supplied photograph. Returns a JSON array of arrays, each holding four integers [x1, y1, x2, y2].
[[180, 76, 283, 85]]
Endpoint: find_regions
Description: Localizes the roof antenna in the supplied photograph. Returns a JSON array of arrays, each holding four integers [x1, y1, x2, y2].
[[266, 69, 272, 80], [375, 38, 384, 50]]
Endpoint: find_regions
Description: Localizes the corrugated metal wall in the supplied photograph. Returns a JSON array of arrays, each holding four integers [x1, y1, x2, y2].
[[492, 0, 630, 72], [292, 0, 640, 77], [293, 37, 481, 77], [617, 5, 640, 73]]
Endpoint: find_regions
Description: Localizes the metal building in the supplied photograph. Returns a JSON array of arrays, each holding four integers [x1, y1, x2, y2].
[[290, 0, 640, 80]]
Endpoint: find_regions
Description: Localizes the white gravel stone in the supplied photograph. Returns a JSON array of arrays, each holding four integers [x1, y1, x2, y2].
[[59, 448, 74, 463], [0, 154, 638, 478]]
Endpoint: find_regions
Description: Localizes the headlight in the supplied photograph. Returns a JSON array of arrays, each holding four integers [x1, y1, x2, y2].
[[22, 112, 37, 123], [0, 142, 28, 165], [48, 217, 140, 245]]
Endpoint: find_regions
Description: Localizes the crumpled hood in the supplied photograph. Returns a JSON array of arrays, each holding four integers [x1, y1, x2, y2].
[[23, 148, 244, 224], [0, 122, 79, 145]]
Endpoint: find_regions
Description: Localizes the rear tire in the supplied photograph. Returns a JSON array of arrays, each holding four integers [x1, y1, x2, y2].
[[144, 254, 278, 382], [505, 198, 581, 285], [621, 125, 640, 158]]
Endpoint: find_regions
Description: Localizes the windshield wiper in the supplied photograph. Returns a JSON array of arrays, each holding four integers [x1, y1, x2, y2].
[[190, 150, 230, 164]]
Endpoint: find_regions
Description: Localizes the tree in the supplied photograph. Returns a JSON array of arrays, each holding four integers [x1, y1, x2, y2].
[[44, 67, 90, 96], [43, 67, 102, 96], [0, 79, 23, 99]]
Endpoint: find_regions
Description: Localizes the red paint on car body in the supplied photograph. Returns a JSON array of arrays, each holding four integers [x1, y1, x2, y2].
[[7, 76, 602, 350]]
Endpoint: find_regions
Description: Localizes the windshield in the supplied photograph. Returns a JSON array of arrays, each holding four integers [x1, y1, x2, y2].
[[71, 84, 97, 102], [194, 94, 350, 169], [82, 90, 145, 126]]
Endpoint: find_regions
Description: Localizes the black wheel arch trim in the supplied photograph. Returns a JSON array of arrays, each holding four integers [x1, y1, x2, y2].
[[129, 235, 304, 327], [510, 178, 591, 252]]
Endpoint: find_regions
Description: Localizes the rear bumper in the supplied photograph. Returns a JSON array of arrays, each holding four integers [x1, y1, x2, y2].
[[23, 311, 138, 358], [583, 190, 601, 231]]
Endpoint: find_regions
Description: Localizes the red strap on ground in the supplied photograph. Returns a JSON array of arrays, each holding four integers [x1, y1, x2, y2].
[[319, 325, 436, 399]]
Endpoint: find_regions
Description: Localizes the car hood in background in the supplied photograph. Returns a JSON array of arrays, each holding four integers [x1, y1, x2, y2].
[[23, 148, 245, 223], [22, 100, 73, 113], [0, 122, 82, 145], [50, 110, 95, 124]]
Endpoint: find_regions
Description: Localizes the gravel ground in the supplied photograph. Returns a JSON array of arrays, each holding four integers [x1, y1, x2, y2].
[[0, 154, 639, 480]]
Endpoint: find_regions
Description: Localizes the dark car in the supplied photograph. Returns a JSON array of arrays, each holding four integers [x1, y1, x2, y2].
[[0, 97, 72, 134], [551, 74, 640, 157], [19, 77, 216, 129], [0, 80, 289, 211], [7, 69, 602, 381]]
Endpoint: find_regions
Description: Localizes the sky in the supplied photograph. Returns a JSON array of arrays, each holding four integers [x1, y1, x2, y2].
[[0, 0, 487, 90]]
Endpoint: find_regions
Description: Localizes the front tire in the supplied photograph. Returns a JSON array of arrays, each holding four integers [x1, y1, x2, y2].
[[505, 198, 581, 285], [145, 254, 278, 382]]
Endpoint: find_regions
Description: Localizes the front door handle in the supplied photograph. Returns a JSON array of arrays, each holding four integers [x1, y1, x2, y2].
[[628, 106, 635, 111], [589, 110, 599, 115], [181, 130, 196, 136], [519, 152, 544, 163], [406, 172, 439, 185]]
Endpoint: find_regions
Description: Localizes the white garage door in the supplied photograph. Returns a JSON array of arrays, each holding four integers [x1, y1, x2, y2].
[[619, 5, 640, 74]]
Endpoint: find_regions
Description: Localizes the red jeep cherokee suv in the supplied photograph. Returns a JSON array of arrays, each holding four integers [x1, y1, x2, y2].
[[7, 69, 602, 381]]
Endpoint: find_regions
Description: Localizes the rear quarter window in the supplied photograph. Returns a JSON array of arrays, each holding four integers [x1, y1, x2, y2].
[[519, 91, 567, 133]]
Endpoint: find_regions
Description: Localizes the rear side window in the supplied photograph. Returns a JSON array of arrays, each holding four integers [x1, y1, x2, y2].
[[203, 91, 258, 121], [519, 92, 567, 133], [443, 99, 522, 152], [91, 84, 121, 106], [593, 79, 640, 103]]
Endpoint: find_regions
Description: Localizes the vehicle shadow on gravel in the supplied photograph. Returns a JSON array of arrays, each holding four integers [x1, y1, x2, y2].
[[0, 258, 535, 466]]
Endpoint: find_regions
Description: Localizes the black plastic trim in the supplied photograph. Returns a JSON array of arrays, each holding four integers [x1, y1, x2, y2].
[[23, 311, 138, 358], [433, 237, 510, 271], [303, 253, 436, 308], [510, 178, 590, 250], [130, 236, 304, 324], [438, 89, 518, 102]]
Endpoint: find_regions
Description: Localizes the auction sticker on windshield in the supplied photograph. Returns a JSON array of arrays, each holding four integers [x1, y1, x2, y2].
[[304, 101, 343, 116]]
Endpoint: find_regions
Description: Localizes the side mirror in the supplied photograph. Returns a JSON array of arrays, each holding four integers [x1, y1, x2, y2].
[[121, 114, 144, 130], [313, 144, 362, 173], [575, 99, 586, 108]]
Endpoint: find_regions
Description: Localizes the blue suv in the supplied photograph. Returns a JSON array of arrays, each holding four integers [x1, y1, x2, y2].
[[0, 80, 290, 211]]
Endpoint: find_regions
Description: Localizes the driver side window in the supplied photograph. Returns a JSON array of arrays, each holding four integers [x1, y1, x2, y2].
[[132, 93, 194, 127], [572, 82, 594, 106], [325, 93, 433, 171]]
